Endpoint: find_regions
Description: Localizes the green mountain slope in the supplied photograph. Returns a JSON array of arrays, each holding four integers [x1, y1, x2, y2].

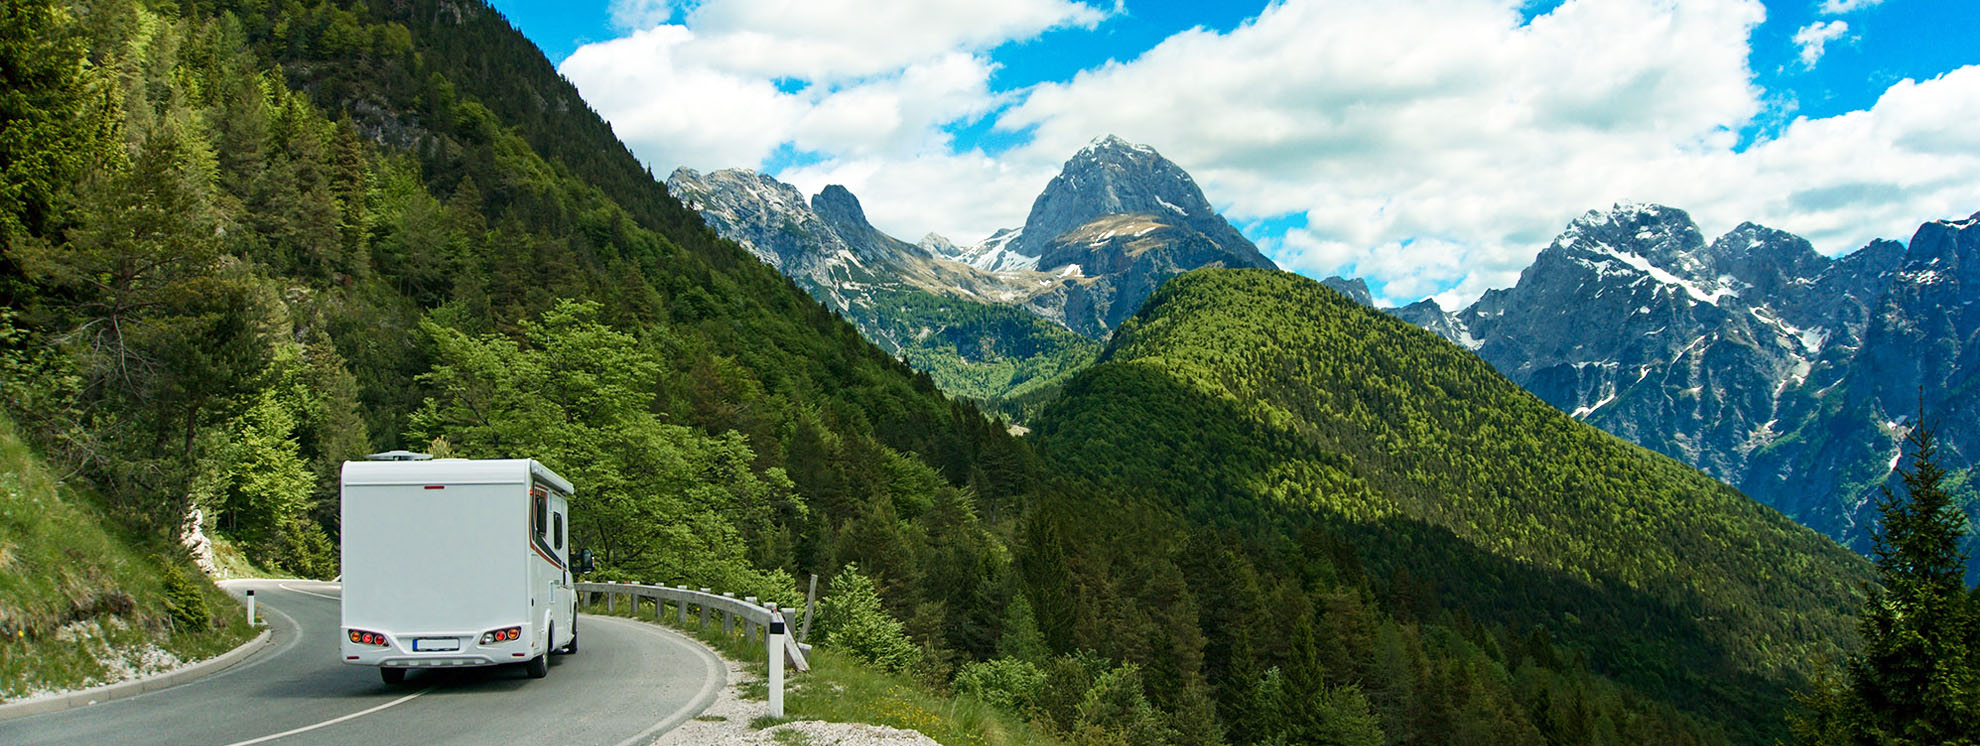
[[1028, 268, 1871, 742], [0, 413, 253, 700], [3, 0, 1877, 741], [4, 0, 1029, 656], [845, 289, 1101, 424]]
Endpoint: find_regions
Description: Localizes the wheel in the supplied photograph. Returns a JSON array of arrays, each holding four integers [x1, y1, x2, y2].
[[380, 667, 407, 685], [523, 654, 548, 679], [556, 614, 577, 655]]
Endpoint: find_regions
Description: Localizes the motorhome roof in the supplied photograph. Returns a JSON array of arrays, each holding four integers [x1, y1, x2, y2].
[[341, 458, 574, 493]]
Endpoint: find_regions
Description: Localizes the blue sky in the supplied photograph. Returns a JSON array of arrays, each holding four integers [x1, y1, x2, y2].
[[494, 0, 1980, 308]]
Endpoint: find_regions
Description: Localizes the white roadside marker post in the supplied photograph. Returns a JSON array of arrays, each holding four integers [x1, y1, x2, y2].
[[246, 589, 256, 627], [768, 603, 785, 719]]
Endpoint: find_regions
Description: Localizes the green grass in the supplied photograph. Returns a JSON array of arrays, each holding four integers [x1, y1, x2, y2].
[[205, 533, 286, 580], [0, 415, 254, 701], [581, 596, 1063, 746]]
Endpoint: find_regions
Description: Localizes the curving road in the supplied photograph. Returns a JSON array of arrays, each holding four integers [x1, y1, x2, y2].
[[0, 580, 723, 746]]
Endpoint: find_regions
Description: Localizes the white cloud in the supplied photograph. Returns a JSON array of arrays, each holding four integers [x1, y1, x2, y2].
[[679, 0, 1107, 82], [778, 153, 1059, 247], [1793, 20, 1848, 68], [1817, 0, 1882, 14], [562, 0, 1980, 309], [561, 0, 1107, 239], [998, 0, 1770, 304], [608, 0, 676, 31]]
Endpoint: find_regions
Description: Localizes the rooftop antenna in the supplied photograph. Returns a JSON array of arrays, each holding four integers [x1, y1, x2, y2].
[[364, 450, 432, 461]]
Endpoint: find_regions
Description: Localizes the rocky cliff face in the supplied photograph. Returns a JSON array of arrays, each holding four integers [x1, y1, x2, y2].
[[667, 167, 1026, 349], [680, 135, 1275, 341], [1399, 204, 1977, 561]]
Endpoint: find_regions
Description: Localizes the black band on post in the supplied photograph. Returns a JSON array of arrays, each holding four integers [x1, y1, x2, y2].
[[770, 620, 785, 634]]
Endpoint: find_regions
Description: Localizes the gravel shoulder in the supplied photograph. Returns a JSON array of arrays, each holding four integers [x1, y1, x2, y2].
[[648, 645, 939, 746]]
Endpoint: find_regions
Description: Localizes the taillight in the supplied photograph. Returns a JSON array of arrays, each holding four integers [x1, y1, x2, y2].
[[479, 626, 522, 645], [348, 629, 387, 647]]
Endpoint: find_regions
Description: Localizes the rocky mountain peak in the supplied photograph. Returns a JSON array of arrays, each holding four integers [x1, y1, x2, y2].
[[1558, 202, 1710, 278], [1321, 276, 1374, 307], [1703, 222, 1828, 298], [1014, 135, 1221, 257], [811, 184, 872, 231], [919, 232, 960, 258], [1906, 210, 1980, 270]]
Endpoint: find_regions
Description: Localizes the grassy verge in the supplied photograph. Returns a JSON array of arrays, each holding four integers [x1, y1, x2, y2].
[[206, 533, 286, 580], [0, 415, 255, 701], [581, 596, 1061, 746]]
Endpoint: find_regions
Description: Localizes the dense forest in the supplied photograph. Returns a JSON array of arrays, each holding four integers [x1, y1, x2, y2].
[[0, 0, 1891, 742], [843, 288, 1100, 426], [1025, 269, 1875, 744]]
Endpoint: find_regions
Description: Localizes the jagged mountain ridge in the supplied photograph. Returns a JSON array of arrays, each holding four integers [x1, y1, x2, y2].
[[1389, 204, 1978, 562], [668, 137, 1278, 412]]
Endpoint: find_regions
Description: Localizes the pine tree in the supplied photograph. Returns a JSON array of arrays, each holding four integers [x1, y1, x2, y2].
[[1799, 418, 1979, 745], [1848, 420, 1978, 745]]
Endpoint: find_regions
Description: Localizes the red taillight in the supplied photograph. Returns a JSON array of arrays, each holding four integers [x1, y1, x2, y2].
[[347, 629, 387, 647], [480, 626, 522, 645]]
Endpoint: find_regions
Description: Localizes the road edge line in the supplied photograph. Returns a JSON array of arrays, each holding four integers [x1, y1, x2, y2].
[[0, 627, 274, 722], [581, 614, 728, 746]]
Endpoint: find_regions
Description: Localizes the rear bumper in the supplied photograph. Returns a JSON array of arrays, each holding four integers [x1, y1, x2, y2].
[[348, 654, 504, 668], [341, 627, 539, 668]]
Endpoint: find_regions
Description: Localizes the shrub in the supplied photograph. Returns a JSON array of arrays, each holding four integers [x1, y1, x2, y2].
[[160, 560, 210, 631], [954, 656, 1047, 714], [818, 564, 921, 672]]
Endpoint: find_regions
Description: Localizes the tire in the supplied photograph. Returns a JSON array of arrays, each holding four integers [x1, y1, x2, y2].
[[523, 654, 548, 679], [556, 613, 577, 655], [380, 667, 407, 685]]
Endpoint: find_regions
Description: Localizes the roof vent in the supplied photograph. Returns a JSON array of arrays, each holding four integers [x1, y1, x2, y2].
[[364, 450, 432, 461]]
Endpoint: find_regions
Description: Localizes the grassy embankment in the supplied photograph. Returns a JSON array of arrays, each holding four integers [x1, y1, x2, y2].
[[581, 596, 1061, 746], [0, 415, 254, 701]]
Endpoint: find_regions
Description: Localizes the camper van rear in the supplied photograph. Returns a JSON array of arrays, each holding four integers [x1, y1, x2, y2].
[[340, 458, 577, 683]]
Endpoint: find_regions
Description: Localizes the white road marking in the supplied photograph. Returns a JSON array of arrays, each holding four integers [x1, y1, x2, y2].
[[276, 583, 342, 601], [215, 689, 429, 746], [585, 615, 727, 746]]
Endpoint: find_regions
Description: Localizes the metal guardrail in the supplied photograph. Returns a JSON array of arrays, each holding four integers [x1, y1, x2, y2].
[[576, 582, 810, 672]]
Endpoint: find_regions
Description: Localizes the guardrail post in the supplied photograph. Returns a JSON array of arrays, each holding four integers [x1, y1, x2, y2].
[[700, 589, 711, 628], [606, 588, 616, 613], [722, 592, 736, 636], [744, 597, 759, 643], [768, 605, 785, 719], [799, 574, 818, 643], [676, 586, 688, 624]]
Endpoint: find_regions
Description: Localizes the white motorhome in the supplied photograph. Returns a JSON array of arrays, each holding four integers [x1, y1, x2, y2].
[[340, 456, 583, 683]]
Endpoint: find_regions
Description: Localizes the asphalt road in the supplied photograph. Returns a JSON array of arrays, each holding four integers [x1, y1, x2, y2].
[[0, 579, 724, 746]]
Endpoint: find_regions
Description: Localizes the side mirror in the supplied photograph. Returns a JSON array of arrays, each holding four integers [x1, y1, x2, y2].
[[575, 548, 596, 574]]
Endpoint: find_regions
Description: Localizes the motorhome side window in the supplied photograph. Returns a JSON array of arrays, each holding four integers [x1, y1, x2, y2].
[[553, 512, 564, 550], [533, 492, 546, 540]]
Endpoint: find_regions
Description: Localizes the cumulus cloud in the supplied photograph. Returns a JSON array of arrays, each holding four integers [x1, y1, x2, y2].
[[999, 0, 1771, 304], [561, 0, 1106, 239], [608, 0, 676, 31], [1817, 0, 1882, 14], [562, 0, 1980, 308], [1794, 20, 1849, 68], [678, 0, 1107, 82]]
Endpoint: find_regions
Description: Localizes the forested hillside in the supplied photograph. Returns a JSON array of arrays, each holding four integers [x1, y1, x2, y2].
[[1024, 268, 1873, 744], [1, 1, 1878, 742], [1, 0, 1028, 635]]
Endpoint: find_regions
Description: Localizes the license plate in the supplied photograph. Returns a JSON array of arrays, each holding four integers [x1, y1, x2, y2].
[[413, 638, 459, 652]]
